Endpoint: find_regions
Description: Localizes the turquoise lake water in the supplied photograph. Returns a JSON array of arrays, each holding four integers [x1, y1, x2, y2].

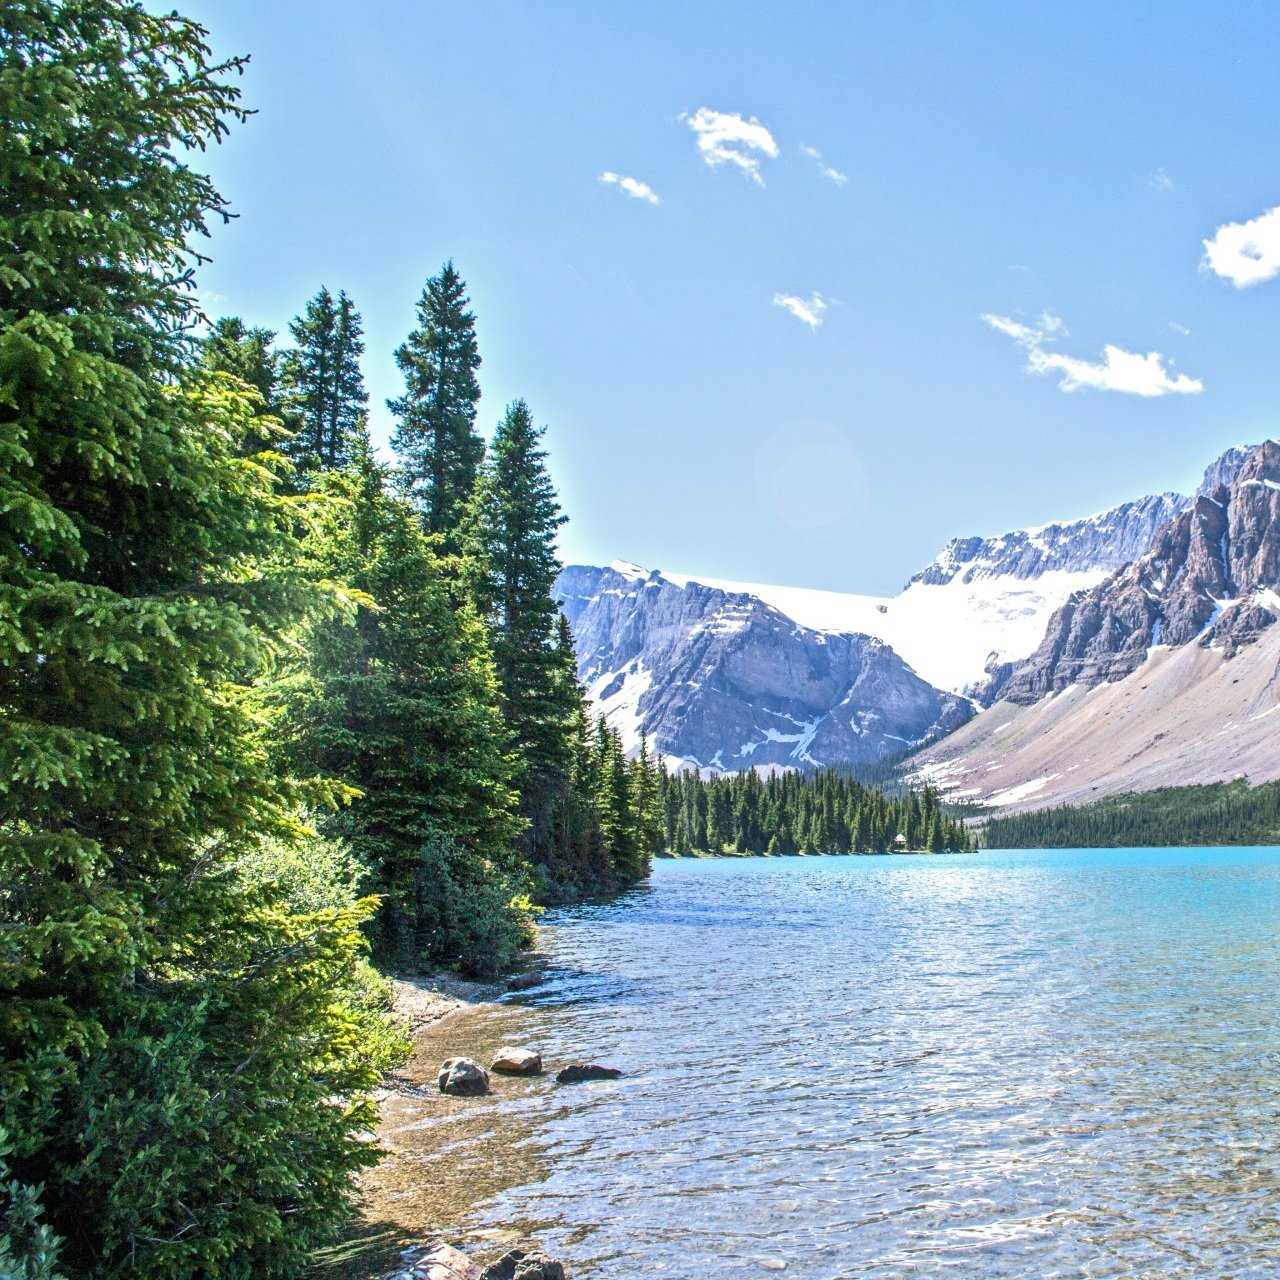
[[466, 849, 1280, 1277]]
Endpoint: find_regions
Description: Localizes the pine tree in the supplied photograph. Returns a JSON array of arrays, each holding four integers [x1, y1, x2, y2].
[[1, 6, 399, 1273], [283, 450, 526, 974], [468, 400, 572, 769], [389, 261, 484, 544], [202, 315, 279, 408], [201, 316, 280, 454], [279, 286, 369, 478]]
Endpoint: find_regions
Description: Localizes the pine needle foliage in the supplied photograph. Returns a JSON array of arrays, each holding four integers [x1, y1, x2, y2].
[[1, 4, 406, 1273], [281, 452, 528, 975], [388, 262, 484, 547], [279, 286, 370, 479]]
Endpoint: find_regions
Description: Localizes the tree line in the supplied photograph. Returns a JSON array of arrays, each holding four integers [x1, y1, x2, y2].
[[982, 780, 1280, 849], [660, 768, 974, 855], [0, 4, 660, 1275]]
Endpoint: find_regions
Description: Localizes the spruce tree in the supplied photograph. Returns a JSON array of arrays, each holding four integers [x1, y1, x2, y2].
[[389, 261, 484, 544], [1, 5, 399, 1273], [201, 315, 280, 453], [468, 400, 573, 769], [283, 450, 526, 974], [279, 286, 369, 478], [202, 315, 279, 409]]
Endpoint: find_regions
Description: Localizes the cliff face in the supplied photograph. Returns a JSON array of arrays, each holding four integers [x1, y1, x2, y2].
[[909, 493, 1189, 587], [1003, 441, 1280, 703], [555, 563, 971, 771]]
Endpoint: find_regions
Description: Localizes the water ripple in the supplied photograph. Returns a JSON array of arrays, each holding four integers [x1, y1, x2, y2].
[[466, 849, 1280, 1278]]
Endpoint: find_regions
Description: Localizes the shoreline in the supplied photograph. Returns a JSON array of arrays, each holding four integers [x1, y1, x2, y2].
[[314, 964, 552, 1278]]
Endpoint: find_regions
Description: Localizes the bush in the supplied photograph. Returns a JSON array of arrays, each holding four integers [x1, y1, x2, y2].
[[413, 836, 537, 979]]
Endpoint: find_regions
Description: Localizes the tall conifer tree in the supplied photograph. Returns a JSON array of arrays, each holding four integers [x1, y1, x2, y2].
[[389, 261, 484, 545], [468, 400, 573, 771], [0, 5, 396, 1273], [284, 449, 526, 973], [279, 286, 369, 477]]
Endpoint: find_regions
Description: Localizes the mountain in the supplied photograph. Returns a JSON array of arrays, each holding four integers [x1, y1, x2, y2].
[[556, 443, 1261, 778], [555, 563, 971, 772], [913, 440, 1280, 810], [910, 491, 1189, 587]]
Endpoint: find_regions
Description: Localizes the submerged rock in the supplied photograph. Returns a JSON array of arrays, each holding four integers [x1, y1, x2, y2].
[[555, 1063, 622, 1084], [438, 1057, 490, 1096], [506, 971, 542, 991], [480, 1248, 566, 1280], [490, 1046, 542, 1076]]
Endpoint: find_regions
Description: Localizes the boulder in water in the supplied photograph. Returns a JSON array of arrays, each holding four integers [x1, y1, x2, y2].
[[490, 1046, 542, 1076], [438, 1057, 489, 1096], [480, 1248, 566, 1280], [555, 1063, 622, 1084]]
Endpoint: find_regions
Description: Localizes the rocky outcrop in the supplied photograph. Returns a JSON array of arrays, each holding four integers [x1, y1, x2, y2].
[[438, 1058, 489, 1096], [909, 492, 1189, 587], [555, 564, 971, 771], [1004, 441, 1280, 703]]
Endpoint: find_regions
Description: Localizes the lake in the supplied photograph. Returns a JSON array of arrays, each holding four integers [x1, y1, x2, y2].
[[373, 849, 1280, 1278]]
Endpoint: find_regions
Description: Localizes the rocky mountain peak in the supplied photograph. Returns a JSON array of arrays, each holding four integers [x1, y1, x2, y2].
[[555, 563, 971, 771], [1002, 440, 1280, 703], [908, 492, 1189, 588]]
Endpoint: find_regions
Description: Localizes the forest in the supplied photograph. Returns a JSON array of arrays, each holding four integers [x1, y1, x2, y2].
[[660, 769, 973, 855], [0, 3, 982, 1277], [982, 780, 1280, 849], [0, 4, 661, 1275]]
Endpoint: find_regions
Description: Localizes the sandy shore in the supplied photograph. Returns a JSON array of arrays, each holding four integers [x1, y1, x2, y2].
[[374, 972, 507, 1100], [313, 967, 551, 1278]]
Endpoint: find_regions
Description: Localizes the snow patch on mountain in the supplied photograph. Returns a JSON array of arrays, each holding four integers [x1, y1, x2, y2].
[[662, 567, 1105, 695]]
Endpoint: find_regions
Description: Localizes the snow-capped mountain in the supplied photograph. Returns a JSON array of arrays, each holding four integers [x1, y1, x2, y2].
[[555, 443, 1260, 776], [556, 563, 971, 772], [914, 440, 1280, 809]]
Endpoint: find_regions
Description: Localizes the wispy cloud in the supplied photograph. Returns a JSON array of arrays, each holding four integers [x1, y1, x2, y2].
[[982, 312, 1203, 397], [1149, 167, 1173, 191], [800, 144, 848, 185], [1169, 321, 1191, 336], [773, 292, 828, 328], [1203, 204, 1280, 287], [599, 171, 659, 204], [685, 108, 778, 184]]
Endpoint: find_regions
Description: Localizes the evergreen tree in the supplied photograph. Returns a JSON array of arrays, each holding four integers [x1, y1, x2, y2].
[[282, 451, 526, 974], [202, 315, 279, 409], [468, 400, 573, 771], [1, 6, 400, 1272], [389, 261, 484, 544], [201, 315, 280, 453], [279, 286, 369, 478]]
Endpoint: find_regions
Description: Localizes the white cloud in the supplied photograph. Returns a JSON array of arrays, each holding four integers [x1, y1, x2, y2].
[[983, 312, 1202, 397], [1169, 321, 1191, 336], [685, 108, 778, 184], [982, 311, 1062, 349], [773, 292, 827, 328], [1203, 204, 1280, 287], [1149, 168, 1173, 190], [800, 144, 848, 185], [599, 171, 659, 204]]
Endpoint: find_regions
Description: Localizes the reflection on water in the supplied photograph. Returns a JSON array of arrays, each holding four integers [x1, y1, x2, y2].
[[361, 849, 1280, 1278]]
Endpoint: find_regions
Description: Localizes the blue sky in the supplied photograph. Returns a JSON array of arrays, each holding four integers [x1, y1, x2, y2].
[[184, 1, 1280, 594]]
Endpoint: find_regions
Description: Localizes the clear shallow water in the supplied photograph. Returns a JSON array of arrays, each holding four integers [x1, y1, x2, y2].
[[467, 850, 1280, 1277]]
